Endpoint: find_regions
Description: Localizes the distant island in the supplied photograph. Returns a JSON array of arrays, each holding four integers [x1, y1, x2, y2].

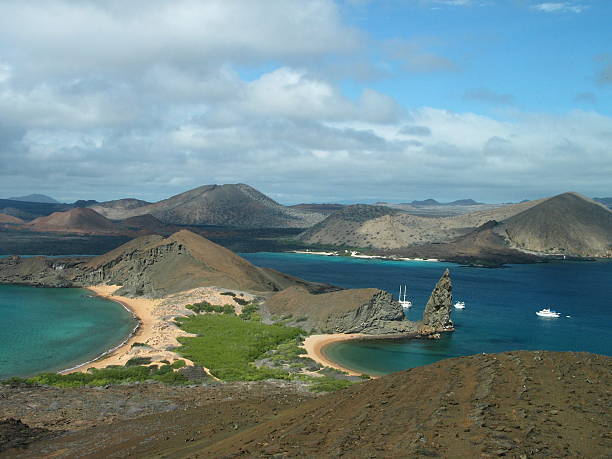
[[1, 184, 611, 267]]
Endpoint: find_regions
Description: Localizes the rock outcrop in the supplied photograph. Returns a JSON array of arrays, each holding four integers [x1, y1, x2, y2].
[[264, 287, 418, 334], [265, 270, 455, 336], [420, 269, 454, 332]]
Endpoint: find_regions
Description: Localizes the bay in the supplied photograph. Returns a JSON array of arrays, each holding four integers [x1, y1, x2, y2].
[[0, 285, 137, 379], [242, 252, 612, 375]]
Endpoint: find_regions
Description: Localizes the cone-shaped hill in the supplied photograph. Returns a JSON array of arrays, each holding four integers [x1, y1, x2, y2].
[[81, 230, 336, 297], [24, 208, 120, 234], [497, 192, 612, 257], [91, 183, 326, 228], [0, 213, 24, 224]]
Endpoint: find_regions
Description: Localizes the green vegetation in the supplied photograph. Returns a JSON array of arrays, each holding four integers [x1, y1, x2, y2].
[[130, 342, 148, 348], [4, 365, 188, 388], [176, 314, 302, 381], [171, 359, 186, 369], [186, 301, 234, 314], [239, 302, 261, 321], [125, 356, 152, 366], [233, 296, 249, 306], [309, 378, 354, 392]]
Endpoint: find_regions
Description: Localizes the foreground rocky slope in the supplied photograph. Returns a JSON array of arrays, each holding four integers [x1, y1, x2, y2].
[[3, 351, 609, 458]]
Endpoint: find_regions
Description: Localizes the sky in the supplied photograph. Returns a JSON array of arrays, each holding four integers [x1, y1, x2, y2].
[[0, 0, 611, 204]]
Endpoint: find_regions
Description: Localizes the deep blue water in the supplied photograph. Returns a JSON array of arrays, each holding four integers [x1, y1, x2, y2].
[[242, 252, 612, 375], [0, 285, 137, 379]]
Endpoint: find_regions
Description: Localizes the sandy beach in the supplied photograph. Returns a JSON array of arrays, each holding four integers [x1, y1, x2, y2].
[[63, 285, 254, 374], [302, 334, 371, 377]]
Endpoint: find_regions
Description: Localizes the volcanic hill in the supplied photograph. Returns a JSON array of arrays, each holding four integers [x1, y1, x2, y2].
[[89, 198, 151, 219], [90, 183, 326, 228], [299, 192, 612, 259], [496, 192, 612, 257], [24, 208, 121, 235], [81, 230, 336, 297], [0, 213, 24, 224]]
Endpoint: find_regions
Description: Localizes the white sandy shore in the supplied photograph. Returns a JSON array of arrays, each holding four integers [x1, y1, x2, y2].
[[303, 334, 371, 377], [63, 285, 254, 374], [288, 250, 439, 262]]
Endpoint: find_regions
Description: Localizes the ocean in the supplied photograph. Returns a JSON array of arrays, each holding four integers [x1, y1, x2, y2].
[[0, 285, 137, 379], [242, 252, 612, 375]]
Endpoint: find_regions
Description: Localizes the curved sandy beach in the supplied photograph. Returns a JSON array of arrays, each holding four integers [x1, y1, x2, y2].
[[302, 334, 371, 377], [62, 285, 255, 375]]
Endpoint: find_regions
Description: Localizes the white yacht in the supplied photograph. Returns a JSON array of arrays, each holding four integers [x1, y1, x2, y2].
[[536, 308, 561, 318], [398, 285, 412, 309], [454, 301, 466, 309]]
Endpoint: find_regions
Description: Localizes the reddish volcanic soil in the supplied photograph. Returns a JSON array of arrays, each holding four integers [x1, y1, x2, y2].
[[2, 351, 610, 458]]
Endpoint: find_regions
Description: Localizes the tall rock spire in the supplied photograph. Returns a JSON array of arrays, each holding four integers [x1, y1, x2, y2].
[[421, 269, 454, 331]]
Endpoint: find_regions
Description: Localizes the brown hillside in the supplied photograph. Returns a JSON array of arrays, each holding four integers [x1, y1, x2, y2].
[[0, 213, 24, 224], [24, 208, 120, 235], [83, 230, 334, 297], [23, 351, 608, 458], [197, 351, 611, 458], [88, 198, 151, 219], [298, 199, 545, 249], [93, 184, 326, 228], [498, 192, 612, 257]]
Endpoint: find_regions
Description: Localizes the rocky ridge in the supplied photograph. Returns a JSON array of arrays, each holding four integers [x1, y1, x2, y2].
[[264, 270, 453, 335]]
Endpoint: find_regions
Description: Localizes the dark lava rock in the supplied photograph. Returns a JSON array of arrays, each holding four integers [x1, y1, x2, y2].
[[421, 269, 453, 331], [0, 418, 55, 452]]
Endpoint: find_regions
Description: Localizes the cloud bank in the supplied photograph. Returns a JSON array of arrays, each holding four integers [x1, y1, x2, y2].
[[0, 0, 610, 204]]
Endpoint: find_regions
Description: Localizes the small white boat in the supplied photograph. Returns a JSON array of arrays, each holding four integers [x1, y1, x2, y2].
[[398, 285, 412, 309], [536, 308, 561, 318], [454, 301, 466, 309]]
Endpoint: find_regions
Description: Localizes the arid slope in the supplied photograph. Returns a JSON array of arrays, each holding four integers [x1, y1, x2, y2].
[[497, 192, 612, 257], [91, 183, 326, 228], [6, 351, 608, 458]]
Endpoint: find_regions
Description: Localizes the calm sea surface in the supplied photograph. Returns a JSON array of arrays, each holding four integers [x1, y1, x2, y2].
[[242, 253, 612, 375], [0, 285, 136, 379]]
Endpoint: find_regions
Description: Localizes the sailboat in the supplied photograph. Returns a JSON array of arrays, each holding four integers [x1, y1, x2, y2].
[[398, 285, 412, 309]]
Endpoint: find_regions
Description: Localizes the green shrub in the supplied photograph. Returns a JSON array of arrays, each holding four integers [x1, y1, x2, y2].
[[125, 357, 152, 366], [176, 314, 302, 381], [18, 364, 188, 387], [309, 378, 354, 392], [239, 303, 260, 321], [171, 359, 186, 369], [187, 302, 235, 315]]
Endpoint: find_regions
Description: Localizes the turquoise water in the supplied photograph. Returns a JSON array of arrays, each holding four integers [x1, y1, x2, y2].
[[0, 285, 137, 379], [242, 253, 612, 375]]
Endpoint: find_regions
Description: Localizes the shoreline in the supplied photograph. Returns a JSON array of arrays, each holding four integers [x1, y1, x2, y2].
[[60, 285, 159, 373], [60, 285, 253, 375], [288, 250, 439, 263], [303, 332, 428, 377], [59, 294, 141, 373]]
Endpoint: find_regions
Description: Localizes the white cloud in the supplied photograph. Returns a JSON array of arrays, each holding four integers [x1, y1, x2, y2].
[[532, 2, 587, 13], [0, 0, 361, 78], [0, 0, 610, 204]]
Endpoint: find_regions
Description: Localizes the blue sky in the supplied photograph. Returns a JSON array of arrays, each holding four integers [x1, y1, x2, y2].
[[0, 0, 610, 204], [339, 0, 612, 116]]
